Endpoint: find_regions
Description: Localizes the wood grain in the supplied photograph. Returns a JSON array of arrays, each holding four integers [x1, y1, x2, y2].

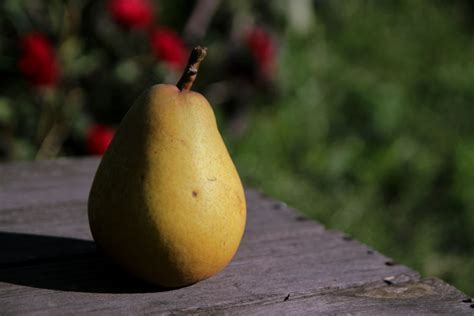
[[0, 158, 469, 315]]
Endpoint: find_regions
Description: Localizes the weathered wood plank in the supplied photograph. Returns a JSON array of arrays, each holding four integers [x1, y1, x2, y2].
[[0, 158, 99, 210], [0, 158, 468, 314], [199, 278, 472, 315], [0, 245, 419, 314]]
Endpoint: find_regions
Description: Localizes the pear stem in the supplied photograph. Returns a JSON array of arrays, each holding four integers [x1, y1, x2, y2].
[[176, 46, 208, 91]]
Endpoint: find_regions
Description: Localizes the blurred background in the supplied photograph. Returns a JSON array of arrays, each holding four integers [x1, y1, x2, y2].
[[1, 0, 473, 295]]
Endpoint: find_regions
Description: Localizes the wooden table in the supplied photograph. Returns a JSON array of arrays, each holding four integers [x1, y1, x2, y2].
[[0, 158, 471, 315]]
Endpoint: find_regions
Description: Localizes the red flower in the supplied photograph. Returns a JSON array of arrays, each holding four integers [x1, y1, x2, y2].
[[245, 28, 276, 77], [86, 124, 115, 155], [150, 28, 187, 69], [18, 32, 59, 88], [108, 0, 154, 29]]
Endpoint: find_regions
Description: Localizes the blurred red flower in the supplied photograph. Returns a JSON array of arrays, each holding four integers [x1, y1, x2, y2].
[[108, 0, 154, 29], [18, 32, 59, 88], [150, 28, 187, 69], [245, 28, 276, 77], [86, 124, 115, 155]]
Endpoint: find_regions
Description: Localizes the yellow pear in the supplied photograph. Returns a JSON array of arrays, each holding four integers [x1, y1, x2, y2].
[[88, 47, 246, 287]]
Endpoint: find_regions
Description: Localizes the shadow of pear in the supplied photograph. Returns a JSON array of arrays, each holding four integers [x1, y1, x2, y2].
[[0, 232, 175, 294]]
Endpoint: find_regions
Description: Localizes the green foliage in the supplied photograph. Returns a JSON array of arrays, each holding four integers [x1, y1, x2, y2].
[[232, 1, 474, 295]]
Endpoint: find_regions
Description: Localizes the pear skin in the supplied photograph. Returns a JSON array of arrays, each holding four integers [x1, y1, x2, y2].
[[88, 47, 246, 287]]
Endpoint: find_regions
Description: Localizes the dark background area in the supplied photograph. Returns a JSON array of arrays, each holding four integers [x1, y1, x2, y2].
[[1, 0, 473, 295]]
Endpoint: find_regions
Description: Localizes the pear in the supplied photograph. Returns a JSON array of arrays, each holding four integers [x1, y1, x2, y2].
[[88, 47, 246, 287]]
